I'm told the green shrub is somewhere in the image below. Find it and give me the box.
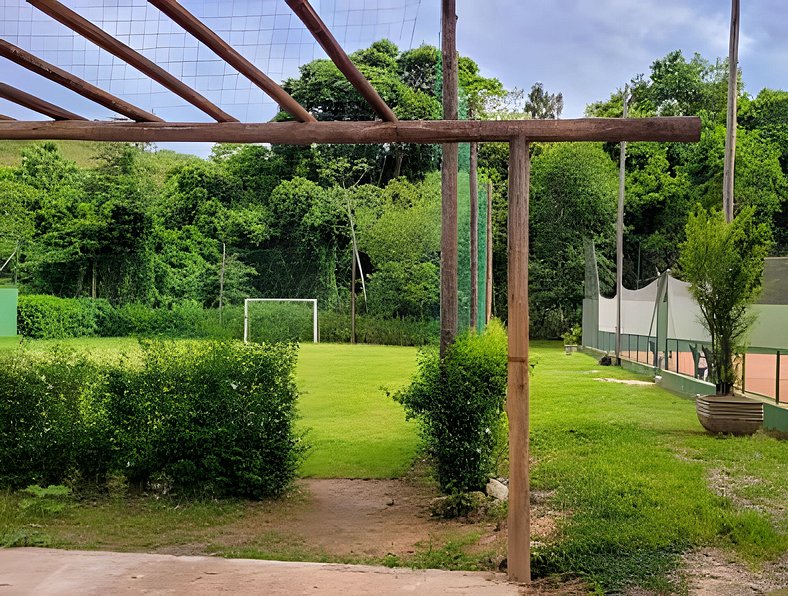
[103,340,305,498]
[245,302,316,343]
[319,311,439,346]
[0,347,110,486]
[393,320,508,493]
[17,295,109,339]
[0,341,305,499]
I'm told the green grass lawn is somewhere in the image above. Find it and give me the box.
[0,337,419,478]
[296,343,418,478]
[2,337,786,592]
[528,341,788,591]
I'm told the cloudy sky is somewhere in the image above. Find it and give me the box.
[416,0,788,118]
[1,0,786,155]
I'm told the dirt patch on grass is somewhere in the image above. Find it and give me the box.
[677,548,788,595]
[593,378,653,386]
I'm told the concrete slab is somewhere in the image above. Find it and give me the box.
[0,548,522,595]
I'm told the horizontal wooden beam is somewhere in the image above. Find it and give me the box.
[0,117,701,144]
[28,0,237,122]
[0,82,86,120]
[285,0,397,122]
[148,0,315,123]
[0,39,162,122]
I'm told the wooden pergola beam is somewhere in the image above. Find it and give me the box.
[148,0,315,123]
[0,39,162,122]
[285,0,398,122]
[27,0,237,123]
[0,82,86,121]
[0,117,701,144]
[0,114,15,121]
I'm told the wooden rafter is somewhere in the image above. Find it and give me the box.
[285,0,398,122]
[0,114,15,121]
[0,117,701,144]
[0,39,162,122]
[148,0,315,123]
[27,0,237,123]
[0,82,86,121]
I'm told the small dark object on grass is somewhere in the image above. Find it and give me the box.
[599,355,612,366]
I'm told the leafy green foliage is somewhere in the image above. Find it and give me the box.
[530,143,618,336]
[0,341,305,498]
[17,295,110,339]
[394,321,508,493]
[679,207,772,392]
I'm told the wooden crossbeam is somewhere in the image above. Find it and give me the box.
[0,117,701,144]
[285,0,398,122]
[0,114,15,121]
[148,0,315,123]
[27,0,237,122]
[0,82,86,120]
[0,39,162,122]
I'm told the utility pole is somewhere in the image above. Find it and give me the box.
[723,0,740,223]
[615,85,629,366]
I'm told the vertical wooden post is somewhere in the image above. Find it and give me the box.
[470,141,479,331]
[486,179,494,324]
[616,85,628,366]
[507,135,531,584]
[351,247,357,344]
[440,0,458,357]
[723,0,740,223]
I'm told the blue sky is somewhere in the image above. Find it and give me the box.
[1,0,786,156]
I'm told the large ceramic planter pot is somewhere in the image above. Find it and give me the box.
[696,395,763,436]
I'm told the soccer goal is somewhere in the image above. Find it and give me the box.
[244,298,318,344]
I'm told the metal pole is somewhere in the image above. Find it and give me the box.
[243,299,249,344]
[313,299,319,343]
[777,351,781,404]
[616,85,628,366]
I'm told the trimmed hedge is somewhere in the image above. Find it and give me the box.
[0,340,305,498]
[17,295,112,339]
[16,294,440,346]
[393,320,509,493]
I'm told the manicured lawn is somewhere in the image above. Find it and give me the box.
[1,337,419,478]
[528,341,788,591]
[296,343,418,478]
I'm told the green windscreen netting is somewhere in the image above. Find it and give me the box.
[457,169,489,334]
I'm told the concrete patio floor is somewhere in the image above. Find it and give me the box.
[0,548,522,595]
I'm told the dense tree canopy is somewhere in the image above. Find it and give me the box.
[0,43,785,340]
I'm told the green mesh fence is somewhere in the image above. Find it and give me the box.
[457,171,488,333]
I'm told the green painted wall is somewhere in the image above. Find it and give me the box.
[0,288,18,337]
[764,404,788,433]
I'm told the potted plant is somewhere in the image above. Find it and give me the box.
[679,206,771,434]
[562,324,582,355]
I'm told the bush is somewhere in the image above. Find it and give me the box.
[0,340,305,498]
[319,311,439,346]
[393,320,508,493]
[104,340,305,498]
[0,347,110,486]
[17,295,110,339]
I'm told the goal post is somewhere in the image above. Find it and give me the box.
[244,298,318,344]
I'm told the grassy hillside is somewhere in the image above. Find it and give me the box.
[0,140,201,185]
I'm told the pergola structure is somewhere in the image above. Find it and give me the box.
[0,0,701,584]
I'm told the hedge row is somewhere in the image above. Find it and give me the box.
[0,340,305,498]
[17,295,439,346]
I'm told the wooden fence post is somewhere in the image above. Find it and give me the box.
[507,135,531,583]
